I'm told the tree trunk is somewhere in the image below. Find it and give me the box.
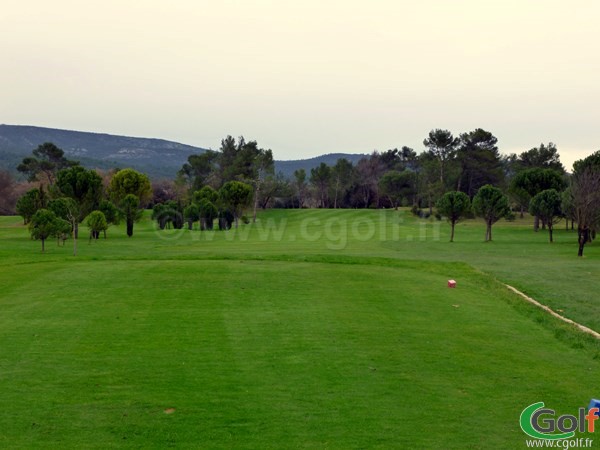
[467,173,473,199]
[548,224,553,243]
[534,215,539,232]
[486,220,493,241]
[41,237,45,252]
[333,180,339,209]
[74,222,79,239]
[578,226,589,257]
[450,221,455,242]
[362,186,370,208]
[261,196,271,209]
[253,185,259,223]
[127,219,134,237]
[520,206,524,219]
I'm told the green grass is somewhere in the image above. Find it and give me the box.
[1,210,600,448]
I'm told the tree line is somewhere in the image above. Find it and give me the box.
[159,130,600,257]
[6,129,600,256]
[9,142,262,253]
[174,130,568,211]
[13,142,154,253]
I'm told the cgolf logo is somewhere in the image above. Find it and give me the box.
[520,402,599,440]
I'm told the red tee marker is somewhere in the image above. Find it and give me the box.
[448,280,456,288]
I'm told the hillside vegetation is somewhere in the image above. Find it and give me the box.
[0,125,363,179]
[0,124,206,178]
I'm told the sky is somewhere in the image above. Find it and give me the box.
[1,1,599,170]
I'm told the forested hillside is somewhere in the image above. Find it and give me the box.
[0,125,206,178]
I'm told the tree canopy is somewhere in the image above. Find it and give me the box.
[310,163,331,208]
[436,191,471,242]
[16,188,45,224]
[517,143,565,173]
[17,142,78,183]
[86,211,108,240]
[55,166,103,236]
[529,189,562,243]
[109,169,152,206]
[455,129,503,197]
[472,184,510,241]
[193,186,219,205]
[509,167,566,223]
[423,129,459,184]
[379,170,415,209]
[29,209,65,252]
[219,181,252,228]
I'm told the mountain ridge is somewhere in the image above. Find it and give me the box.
[0,124,367,179]
[0,124,206,178]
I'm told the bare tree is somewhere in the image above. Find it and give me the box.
[152,178,180,204]
[356,154,385,208]
[293,169,308,208]
[0,170,16,215]
[570,167,600,256]
[310,163,331,208]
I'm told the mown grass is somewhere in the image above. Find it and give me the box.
[0,210,599,448]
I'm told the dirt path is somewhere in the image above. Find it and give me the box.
[504,284,600,340]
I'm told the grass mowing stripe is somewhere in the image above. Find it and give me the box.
[2,210,600,447]
[0,259,599,447]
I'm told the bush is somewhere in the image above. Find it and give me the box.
[152,202,183,230]
[241,215,250,225]
[86,210,108,240]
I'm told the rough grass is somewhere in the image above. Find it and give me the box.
[0,210,599,448]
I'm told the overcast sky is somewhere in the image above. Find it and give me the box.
[1,1,599,169]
